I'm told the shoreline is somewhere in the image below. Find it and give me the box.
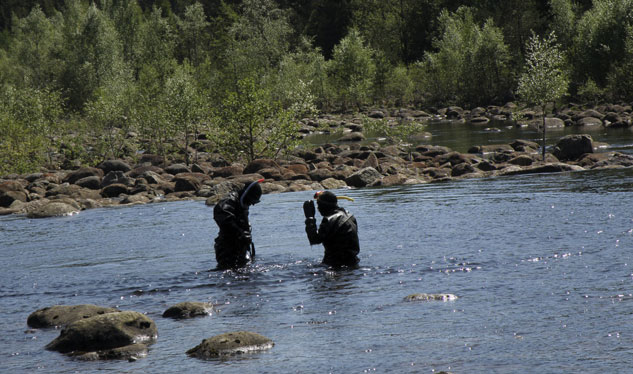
[2,104,633,218]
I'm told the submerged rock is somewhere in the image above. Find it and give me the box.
[187,331,274,359]
[404,293,458,302]
[162,302,214,319]
[45,311,157,355]
[27,304,120,328]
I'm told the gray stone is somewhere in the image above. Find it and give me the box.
[27,304,120,328]
[98,160,131,175]
[404,293,458,302]
[553,134,594,161]
[162,302,214,319]
[26,201,80,218]
[45,311,157,354]
[345,167,382,187]
[187,331,274,358]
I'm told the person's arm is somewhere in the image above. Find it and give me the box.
[303,200,325,244]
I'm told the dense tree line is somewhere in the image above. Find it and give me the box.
[1,0,632,175]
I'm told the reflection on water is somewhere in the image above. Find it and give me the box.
[2,168,633,373]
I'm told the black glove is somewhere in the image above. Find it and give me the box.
[303,200,315,218]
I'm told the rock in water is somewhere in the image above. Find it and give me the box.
[187,331,274,358]
[162,302,214,319]
[45,311,157,354]
[27,304,120,328]
[404,293,458,302]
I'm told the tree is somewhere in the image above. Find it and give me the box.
[327,28,375,111]
[5,5,63,89]
[223,0,293,88]
[0,84,63,174]
[421,7,512,106]
[164,62,206,165]
[572,0,633,92]
[176,2,210,66]
[517,31,569,161]
[212,77,300,163]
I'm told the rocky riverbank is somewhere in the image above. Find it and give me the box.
[2,104,633,218]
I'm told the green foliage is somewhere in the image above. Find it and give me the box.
[5,5,63,89]
[517,32,569,108]
[605,25,633,101]
[548,0,577,49]
[84,71,136,162]
[572,0,633,88]
[0,84,63,174]
[327,28,376,111]
[224,0,292,85]
[212,78,301,163]
[133,64,174,161]
[164,62,206,165]
[421,7,512,106]
[274,37,323,116]
[351,0,444,64]
[383,65,415,107]
[577,78,604,104]
[176,2,210,66]
[517,31,569,159]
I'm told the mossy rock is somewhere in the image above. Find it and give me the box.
[70,343,148,361]
[45,311,157,354]
[27,304,120,328]
[162,302,214,319]
[404,293,458,302]
[187,331,273,359]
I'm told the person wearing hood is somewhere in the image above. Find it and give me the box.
[303,190,360,267]
[213,179,263,270]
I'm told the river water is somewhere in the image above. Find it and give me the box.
[2,165,633,373]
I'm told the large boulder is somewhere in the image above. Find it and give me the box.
[101,183,130,198]
[63,167,104,185]
[26,201,80,218]
[244,159,279,174]
[101,171,134,188]
[164,163,191,175]
[162,302,214,319]
[97,160,131,175]
[45,311,157,354]
[553,134,594,161]
[173,173,205,192]
[345,167,382,187]
[27,304,120,328]
[0,180,28,207]
[75,176,102,190]
[187,331,273,359]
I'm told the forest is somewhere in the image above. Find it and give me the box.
[1,0,632,174]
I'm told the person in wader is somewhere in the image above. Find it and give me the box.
[213,179,263,270]
[303,190,360,268]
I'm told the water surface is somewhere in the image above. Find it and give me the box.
[2,168,633,373]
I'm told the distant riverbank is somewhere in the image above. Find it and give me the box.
[2,103,633,218]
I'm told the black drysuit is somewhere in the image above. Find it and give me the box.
[305,207,360,267]
[213,191,253,269]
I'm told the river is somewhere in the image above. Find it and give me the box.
[2,164,633,373]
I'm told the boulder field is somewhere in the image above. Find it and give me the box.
[3,104,633,218]
[2,133,631,218]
